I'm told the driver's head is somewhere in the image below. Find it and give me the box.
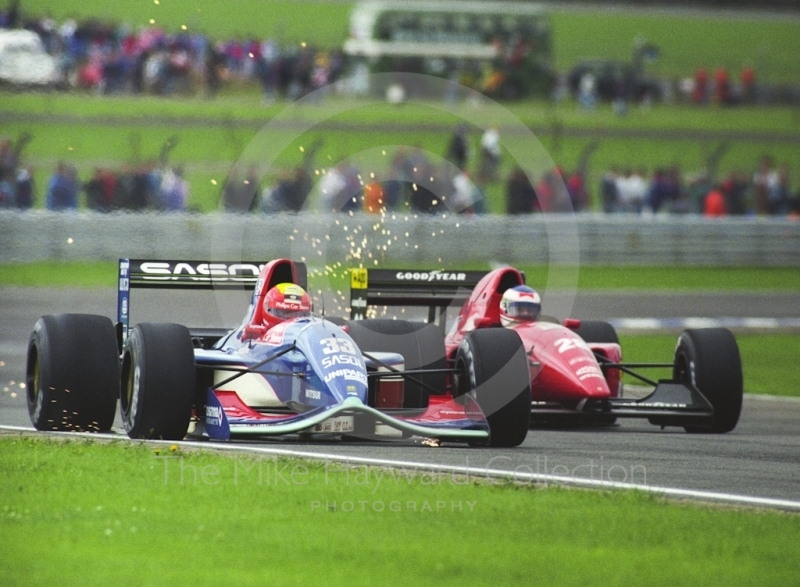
[263,283,311,327]
[499,285,541,328]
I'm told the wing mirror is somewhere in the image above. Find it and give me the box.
[563,318,581,330]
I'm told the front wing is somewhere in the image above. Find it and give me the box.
[532,381,715,426]
[199,389,490,442]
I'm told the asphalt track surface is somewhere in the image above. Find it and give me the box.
[1,287,799,510]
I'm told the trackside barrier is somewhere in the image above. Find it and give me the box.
[1,211,798,266]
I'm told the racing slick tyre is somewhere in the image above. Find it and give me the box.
[120,323,195,440]
[345,319,446,409]
[26,314,119,432]
[453,329,531,447]
[573,320,619,345]
[673,328,743,434]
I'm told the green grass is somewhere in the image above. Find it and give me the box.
[1,435,798,586]
[5,93,800,135]
[18,0,352,48]
[620,333,800,397]
[2,261,798,291]
[549,10,800,85]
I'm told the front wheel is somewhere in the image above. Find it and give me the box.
[673,328,743,433]
[453,329,531,447]
[120,323,195,440]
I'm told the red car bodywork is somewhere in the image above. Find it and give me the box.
[444,267,621,408]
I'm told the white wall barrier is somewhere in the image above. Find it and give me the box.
[1,210,798,266]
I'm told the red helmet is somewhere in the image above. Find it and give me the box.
[263,283,311,327]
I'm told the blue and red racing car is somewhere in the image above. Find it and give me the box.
[25,258,531,447]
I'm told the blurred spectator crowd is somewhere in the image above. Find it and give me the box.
[0,133,189,211]
[3,123,798,218]
[0,5,345,99]
[594,156,799,217]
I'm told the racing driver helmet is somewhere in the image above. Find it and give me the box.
[499,285,541,328]
[263,283,311,327]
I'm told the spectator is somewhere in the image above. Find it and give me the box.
[740,65,756,105]
[768,164,792,215]
[452,170,485,214]
[753,155,777,215]
[704,186,727,217]
[222,167,258,213]
[316,163,347,212]
[692,67,708,104]
[446,124,469,171]
[616,168,647,213]
[45,162,78,210]
[0,170,14,207]
[600,167,619,213]
[578,72,597,110]
[85,168,114,211]
[566,170,588,212]
[477,126,501,183]
[506,167,537,214]
[363,176,385,214]
[646,168,668,213]
[15,166,34,209]
[535,168,571,212]
[713,67,730,105]
[721,171,749,216]
[160,166,188,211]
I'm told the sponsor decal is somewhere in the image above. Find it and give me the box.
[320,337,357,356]
[263,322,289,346]
[322,354,363,369]
[575,365,603,381]
[617,402,689,409]
[569,356,593,365]
[554,337,590,354]
[305,389,322,400]
[395,270,467,282]
[139,262,262,282]
[323,368,368,386]
[350,297,367,308]
[206,404,223,426]
[313,416,355,433]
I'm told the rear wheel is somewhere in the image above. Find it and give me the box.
[573,320,619,345]
[345,319,446,408]
[453,329,531,447]
[26,314,119,432]
[673,328,743,433]
[120,323,195,440]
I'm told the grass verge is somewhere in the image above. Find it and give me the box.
[1,435,798,587]
[1,261,798,291]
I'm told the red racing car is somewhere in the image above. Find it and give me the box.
[347,266,743,433]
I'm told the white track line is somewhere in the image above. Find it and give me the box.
[3,424,799,512]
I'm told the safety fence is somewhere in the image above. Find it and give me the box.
[1,210,798,266]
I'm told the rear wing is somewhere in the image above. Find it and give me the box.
[117,259,307,344]
[349,268,490,329]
